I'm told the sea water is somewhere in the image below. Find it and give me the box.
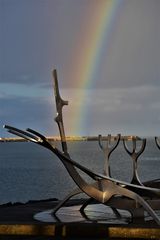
[0,139,160,204]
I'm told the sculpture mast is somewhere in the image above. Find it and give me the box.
[52,69,69,156]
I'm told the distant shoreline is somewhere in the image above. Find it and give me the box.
[0,135,140,142]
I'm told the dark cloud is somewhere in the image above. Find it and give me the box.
[74,85,160,136]
[1,84,160,137]
[0,0,160,136]
[0,95,57,137]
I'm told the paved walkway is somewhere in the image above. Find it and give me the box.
[0,199,159,239]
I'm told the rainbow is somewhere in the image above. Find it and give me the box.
[67,0,123,135]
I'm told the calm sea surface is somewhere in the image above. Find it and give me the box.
[0,139,160,204]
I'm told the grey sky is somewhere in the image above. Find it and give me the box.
[0,0,160,137]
